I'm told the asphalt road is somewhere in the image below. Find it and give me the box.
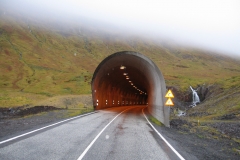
[0,106,182,160]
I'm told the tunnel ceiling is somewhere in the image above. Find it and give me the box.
[98,65,149,95]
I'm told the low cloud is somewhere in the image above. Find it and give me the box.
[1,0,240,56]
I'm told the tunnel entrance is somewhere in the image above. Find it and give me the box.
[91,51,170,127]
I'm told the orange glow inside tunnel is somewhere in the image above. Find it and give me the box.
[91,51,170,127]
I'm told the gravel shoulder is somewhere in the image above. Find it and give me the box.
[151,117,240,160]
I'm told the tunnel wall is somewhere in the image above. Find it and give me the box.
[91,51,170,127]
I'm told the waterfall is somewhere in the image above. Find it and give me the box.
[190,86,200,107]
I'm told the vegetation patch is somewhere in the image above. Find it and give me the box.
[149,116,164,126]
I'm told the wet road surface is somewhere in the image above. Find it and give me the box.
[0,106,182,160]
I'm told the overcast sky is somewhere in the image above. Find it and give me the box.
[2,0,240,57]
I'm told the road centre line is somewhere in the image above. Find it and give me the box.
[0,111,98,145]
[77,107,133,160]
[142,108,185,160]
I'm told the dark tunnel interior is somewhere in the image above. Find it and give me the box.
[93,64,149,108]
[91,51,170,126]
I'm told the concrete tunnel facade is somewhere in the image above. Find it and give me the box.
[91,51,170,127]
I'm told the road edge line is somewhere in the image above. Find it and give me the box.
[77,107,132,160]
[0,111,98,145]
[142,107,185,160]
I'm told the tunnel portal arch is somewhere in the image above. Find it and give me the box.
[91,51,170,127]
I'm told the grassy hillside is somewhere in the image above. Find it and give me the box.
[0,9,240,109]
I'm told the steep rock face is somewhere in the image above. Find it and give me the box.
[170,85,211,103]
[170,83,240,122]
[197,85,209,101]
[167,84,212,110]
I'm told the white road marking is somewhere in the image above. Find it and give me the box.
[77,107,132,160]
[142,108,185,160]
[0,111,98,145]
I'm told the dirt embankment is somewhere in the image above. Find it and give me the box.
[169,84,240,135]
[0,106,62,119]
[168,118,240,159]
[0,95,92,119]
[166,84,240,159]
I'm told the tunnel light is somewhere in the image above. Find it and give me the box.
[129,81,131,82]
[126,77,129,79]
[131,83,133,85]
[120,66,126,69]
[123,73,128,75]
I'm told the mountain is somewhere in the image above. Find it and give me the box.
[0,7,240,112]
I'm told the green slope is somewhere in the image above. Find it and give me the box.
[0,9,240,108]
